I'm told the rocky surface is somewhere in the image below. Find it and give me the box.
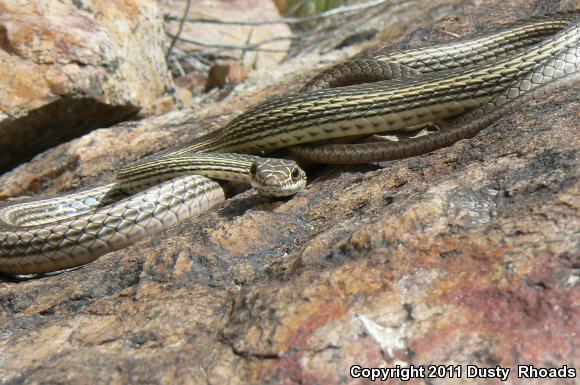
[1,1,579,384]
[0,0,176,172]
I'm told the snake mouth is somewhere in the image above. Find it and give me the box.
[251,174,307,198]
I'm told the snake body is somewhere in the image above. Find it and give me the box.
[0,176,225,274]
[1,12,579,274]
[292,26,580,163]
[301,12,579,91]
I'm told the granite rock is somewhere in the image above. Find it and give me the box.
[0,0,176,172]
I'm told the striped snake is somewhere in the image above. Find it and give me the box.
[1,12,579,274]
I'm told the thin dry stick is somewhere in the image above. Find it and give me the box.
[166,34,291,53]
[166,0,192,60]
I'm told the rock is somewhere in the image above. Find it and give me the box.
[0,1,579,384]
[0,0,177,172]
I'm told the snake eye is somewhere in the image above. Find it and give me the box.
[249,163,258,176]
[291,167,300,180]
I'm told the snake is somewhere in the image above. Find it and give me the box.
[1,12,579,274]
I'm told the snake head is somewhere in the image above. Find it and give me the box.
[249,159,306,197]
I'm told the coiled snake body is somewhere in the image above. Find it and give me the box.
[1,12,579,274]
